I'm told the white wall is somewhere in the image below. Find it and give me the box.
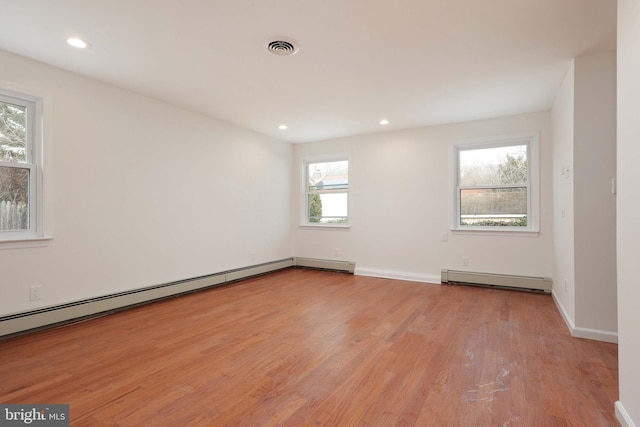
[573,52,617,333]
[551,61,576,322]
[293,112,553,282]
[616,0,640,425]
[0,49,293,316]
[551,52,618,343]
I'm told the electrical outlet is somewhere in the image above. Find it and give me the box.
[462,257,469,267]
[334,249,340,258]
[441,232,448,242]
[564,279,568,293]
[30,286,42,301]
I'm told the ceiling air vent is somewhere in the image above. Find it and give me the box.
[266,39,299,56]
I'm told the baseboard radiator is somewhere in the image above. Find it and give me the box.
[441,269,552,293]
[294,257,355,273]
[0,258,294,339]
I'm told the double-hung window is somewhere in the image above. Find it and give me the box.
[0,89,43,241]
[451,133,539,232]
[302,155,350,226]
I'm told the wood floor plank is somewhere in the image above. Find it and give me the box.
[0,268,619,426]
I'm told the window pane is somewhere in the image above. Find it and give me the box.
[459,144,527,186]
[0,101,27,163]
[460,187,527,227]
[307,192,348,223]
[308,160,348,191]
[0,165,29,230]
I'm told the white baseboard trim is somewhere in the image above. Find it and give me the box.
[552,290,576,332]
[552,290,618,343]
[355,267,441,284]
[572,326,618,344]
[616,401,637,427]
[0,258,294,338]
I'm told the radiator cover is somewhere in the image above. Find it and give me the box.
[294,257,355,273]
[0,258,294,338]
[441,269,552,293]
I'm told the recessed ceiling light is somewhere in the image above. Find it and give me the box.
[379,119,390,125]
[278,124,288,130]
[67,37,90,49]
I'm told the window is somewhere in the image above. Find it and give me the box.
[0,89,43,241]
[302,155,349,226]
[451,133,539,232]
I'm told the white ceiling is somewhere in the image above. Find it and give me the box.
[0,0,616,143]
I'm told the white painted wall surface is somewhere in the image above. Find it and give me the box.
[551,53,618,343]
[573,52,617,334]
[0,49,293,316]
[551,61,576,324]
[293,112,553,282]
[616,0,640,425]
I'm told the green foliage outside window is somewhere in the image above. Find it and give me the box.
[308,193,322,222]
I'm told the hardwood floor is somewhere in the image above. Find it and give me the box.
[0,269,618,426]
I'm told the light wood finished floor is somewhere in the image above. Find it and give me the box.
[0,269,618,426]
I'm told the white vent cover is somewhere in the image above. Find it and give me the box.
[266,39,299,56]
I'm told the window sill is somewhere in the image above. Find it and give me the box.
[299,224,351,230]
[0,236,53,249]
[450,228,539,237]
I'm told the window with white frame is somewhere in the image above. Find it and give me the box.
[451,133,539,232]
[0,89,43,240]
[302,156,349,226]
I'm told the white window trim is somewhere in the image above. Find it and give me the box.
[0,85,50,246]
[450,132,540,234]
[299,153,351,229]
